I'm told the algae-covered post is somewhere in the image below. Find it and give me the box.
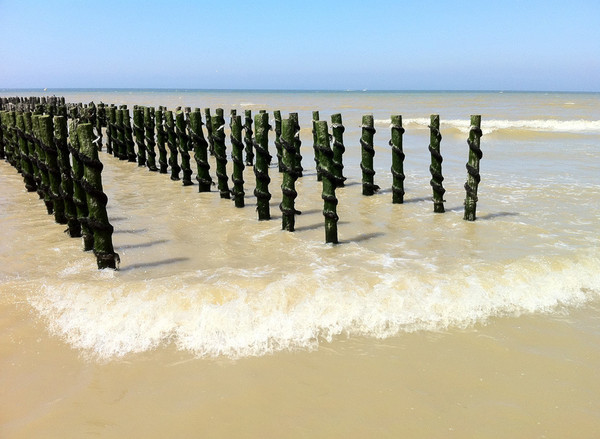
[175,110,193,186]
[253,112,272,220]
[330,113,346,187]
[144,106,158,172]
[39,115,67,224]
[244,109,254,166]
[428,114,445,213]
[273,110,283,172]
[54,115,81,237]
[189,108,212,192]
[211,110,231,199]
[390,115,406,204]
[155,107,169,173]
[312,111,322,181]
[280,118,300,232]
[106,105,116,155]
[230,113,245,207]
[122,106,136,163]
[77,123,120,270]
[464,115,483,221]
[360,114,379,196]
[15,112,37,192]
[133,106,147,167]
[289,112,303,177]
[164,110,181,181]
[96,102,105,151]
[69,118,94,251]
[204,108,214,156]
[115,107,127,160]
[315,120,339,244]
[0,110,5,159]
[23,112,44,201]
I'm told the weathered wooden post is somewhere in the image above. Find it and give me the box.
[133,106,147,167]
[244,109,254,166]
[77,123,119,269]
[176,109,193,186]
[39,115,67,224]
[143,106,158,172]
[23,112,44,201]
[211,109,231,198]
[0,111,5,160]
[122,106,136,162]
[15,112,37,192]
[273,110,284,172]
[312,111,322,181]
[164,110,181,181]
[204,108,214,156]
[69,118,94,251]
[189,108,212,192]
[429,114,445,213]
[289,112,303,177]
[106,105,116,155]
[331,113,346,187]
[55,115,81,237]
[5,111,19,171]
[464,115,483,221]
[280,118,300,231]
[315,120,339,244]
[390,115,406,204]
[360,114,379,195]
[230,113,245,207]
[155,107,169,173]
[254,112,272,220]
[96,102,105,151]
[115,107,127,160]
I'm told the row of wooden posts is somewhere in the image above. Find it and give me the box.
[0,96,484,270]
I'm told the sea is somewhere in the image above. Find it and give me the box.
[1,89,599,438]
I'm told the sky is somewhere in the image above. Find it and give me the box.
[0,0,599,91]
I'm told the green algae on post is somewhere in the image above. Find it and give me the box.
[54,115,81,237]
[315,120,339,244]
[144,107,158,172]
[390,115,406,204]
[15,112,37,192]
[96,102,105,151]
[39,115,67,224]
[211,110,231,198]
[464,115,483,221]
[253,112,272,220]
[204,108,214,156]
[429,114,445,213]
[154,107,169,173]
[330,113,346,187]
[289,112,303,177]
[280,118,300,231]
[244,109,254,166]
[189,108,212,192]
[122,106,136,163]
[77,123,120,270]
[133,106,147,167]
[106,105,116,155]
[312,111,322,181]
[23,112,44,201]
[164,110,181,181]
[360,114,379,196]
[273,110,284,172]
[230,113,245,207]
[69,118,94,251]
[175,110,193,186]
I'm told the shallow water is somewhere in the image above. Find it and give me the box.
[1,89,599,437]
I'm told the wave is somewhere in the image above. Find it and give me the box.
[374,118,600,135]
[26,250,600,360]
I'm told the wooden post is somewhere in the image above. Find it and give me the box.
[155,107,169,173]
[315,120,339,243]
[312,111,322,181]
[39,115,67,224]
[253,112,271,220]
[331,113,346,187]
[96,102,105,151]
[164,110,181,181]
[360,115,379,195]
[464,115,483,221]
[54,115,81,237]
[273,110,284,172]
[175,110,193,186]
[289,112,303,177]
[133,106,147,167]
[189,108,212,192]
[244,109,254,166]
[230,113,245,207]
[204,108,215,156]
[77,123,119,269]
[211,110,231,198]
[428,114,445,213]
[280,118,300,231]
[390,115,406,204]
[106,105,116,155]
[23,112,44,201]
[144,106,158,171]
[15,112,37,192]
[122,106,136,162]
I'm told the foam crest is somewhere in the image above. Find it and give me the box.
[27,251,600,360]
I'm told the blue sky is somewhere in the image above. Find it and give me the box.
[1,0,599,91]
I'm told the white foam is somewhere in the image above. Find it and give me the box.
[27,251,600,360]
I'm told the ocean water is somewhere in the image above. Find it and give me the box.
[1,89,599,437]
